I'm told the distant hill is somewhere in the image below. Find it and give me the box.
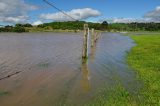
[37,21,107,30]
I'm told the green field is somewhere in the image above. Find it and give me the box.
[127,34,160,105]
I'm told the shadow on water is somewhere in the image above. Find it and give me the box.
[0,32,140,106]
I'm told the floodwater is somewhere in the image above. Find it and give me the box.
[0,32,139,106]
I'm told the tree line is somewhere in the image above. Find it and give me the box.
[0,24,32,32]
[109,22,160,31]
[1,21,160,32]
[37,21,108,30]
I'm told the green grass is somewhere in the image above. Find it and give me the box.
[86,84,136,106]
[0,91,9,96]
[127,34,160,105]
[26,27,81,33]
[38,62,50,68]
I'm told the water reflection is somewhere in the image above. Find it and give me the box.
[80,36,97,92]
[81,59,91,92]
[0,33,140,106]
[90,42,97,62]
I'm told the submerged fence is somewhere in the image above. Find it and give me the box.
[82,24,101,61]
[0,24,101,81]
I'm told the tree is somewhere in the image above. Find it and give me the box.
[101,21,108,30]
[13,26,26,32]
[23,24,32,27]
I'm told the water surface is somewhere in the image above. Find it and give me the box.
[0,32,138,106]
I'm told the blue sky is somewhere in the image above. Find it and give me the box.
[28,0,159,18]
[0,0,160,25]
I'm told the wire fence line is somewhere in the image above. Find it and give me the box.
[43,0,78,21]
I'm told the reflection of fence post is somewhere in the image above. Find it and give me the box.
[94,32,98,42]
[95,32,101,42]
[82,24,88,59]
[91,28,95,47]
[81,61,91,92]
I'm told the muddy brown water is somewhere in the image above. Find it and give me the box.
[0,32,139,106]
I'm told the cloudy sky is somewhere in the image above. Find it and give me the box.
[0,0,160,25]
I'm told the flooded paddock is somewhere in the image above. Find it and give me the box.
[0,32,139,106]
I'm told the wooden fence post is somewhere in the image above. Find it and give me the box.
[91,28,95,47]
[87,27,90,57]
[82,24,89,59]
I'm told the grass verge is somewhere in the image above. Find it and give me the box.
[127,34,160,105]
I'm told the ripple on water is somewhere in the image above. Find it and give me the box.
[0,32,140,106]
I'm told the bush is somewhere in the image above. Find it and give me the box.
[13,26,26,32]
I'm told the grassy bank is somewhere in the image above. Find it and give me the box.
[127,34,160,105]
[26,27,82,33]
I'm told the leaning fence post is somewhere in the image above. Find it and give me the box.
[87,27,90,57]
[82,24,89,59]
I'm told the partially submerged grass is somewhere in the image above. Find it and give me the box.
[38,62,50,68]
[86,84,136,106]
[0,91,9,96]
[86,34,160,106]
[127,34,160,105]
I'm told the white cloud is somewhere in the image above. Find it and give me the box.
[40,8,101,21]
[103,18,152,23]
[32,20,43,26]
[0,16,29,23]
[100,6,160,23]
[144,6,160,22]
[109,18,136,23]
[0,0,38,24]
[156,6,160,11]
